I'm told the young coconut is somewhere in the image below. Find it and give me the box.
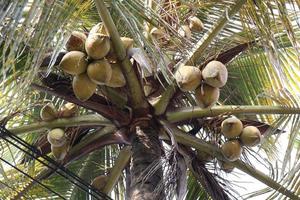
[240,126,262,147]
[47,128,66,147]
[178,25,192,39]
[59,51,88,75]
[221,117,243,139]
[221,140,242,162]
[66,31,87,52]
[59,103,78,118]
[51,143,68,161]
[188,16,204,32]
[195,83,220,108]
[175,65,202,91]
[72,73,97,101]
[106,37,134,63]
[87,59,112,85]
[202,61,228,88]
[217,160,235,173]
[105,63,126,88]
[89,23,108,36]
[91,175,109,191]
[40,103,58,121]
[85,33,110,60]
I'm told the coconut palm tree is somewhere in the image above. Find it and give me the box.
[1,0,300,199]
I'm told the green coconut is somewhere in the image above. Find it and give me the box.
[240,126,262,147]
[175,65,202,91]
[51,143,68,160]
[85,33,110,60]
[195,83,219,108]
[66,31,87,52]
[40,103,58,121]
[221,140,242,162]
[59,51,88,75]
[221,117,243,139]
[105,63,126,87]
[47,128,66,147]
[217,160,235,173]
[72,73,97,101]
[202,61,228,88]
[87,59,112,85]
[188,16,204,32]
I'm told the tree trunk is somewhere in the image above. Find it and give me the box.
[129,123,165,200]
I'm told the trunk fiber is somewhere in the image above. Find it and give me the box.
[129,124,165,200]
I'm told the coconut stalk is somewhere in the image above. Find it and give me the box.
[102,146,132,194]
[94,0,147,110]
[166,105,300,123]
[153,0,247,115]
[159,120,299,200]
[8,114,113,135]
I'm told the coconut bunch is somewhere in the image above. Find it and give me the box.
[59,24,132,101]
[174,60,227,108]
[219,116,262,171]
[178,16,204,39]
[40,102,78,121]
[47,128,69,160]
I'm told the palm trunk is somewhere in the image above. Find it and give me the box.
[129,124,165,200]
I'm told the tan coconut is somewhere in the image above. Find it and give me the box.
[72,73,97,101]
[66,31,87,52]
[188,16,204,32]
[47,128,66,147]
[195,84,219,108]
[217,160,235,173]
[59,51,88,75]
[85,33,110,60]
[178,25,192,39]
[51,143,68,160]
[221,140,242,162]
[60,103,78,118]
[240,126,262,147]
[89,23,108,36]
[202,61,228,88]
[40,103,58,121]
[91,175,109,191]
[87,59,112,85]
[106,37,134,63]
[221,117,243,139]
[105,63,126,87]
[175,65,202,91]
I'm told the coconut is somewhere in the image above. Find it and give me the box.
[240,126,262,147]
[217,160,235,173]
[105,63,126,87]
[60,103,78,118]
[72,73,97,101]
[202,61,228,88]
[66,31,87,52]
[221,140,242,162]
[188,16,204,32]
[89,23,108,36]
[221,117,243,138]
[178,25,192,39]
[85,33,110,60]
[59,51,88,75]
[106,37,134,63]
[175,65,202,91]
[121,37,134,49]
[40,103,58,121]
[47,128,66,147]
[195,84,219,108]
[87,59,112,85]
[91,175,109,191]
[51,143,68,160]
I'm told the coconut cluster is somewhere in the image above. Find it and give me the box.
[40,102,78,121]
[60,23,130,102]
[220,116,262,164]
[174,60,227,108]
[47,128,69,160]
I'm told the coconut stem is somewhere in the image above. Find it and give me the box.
[94,0,147,110]
[8,114,113,135]
[159,120,299,199]
[153,84,177,115]
[166,105,300,123]
[102,146,132,194]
